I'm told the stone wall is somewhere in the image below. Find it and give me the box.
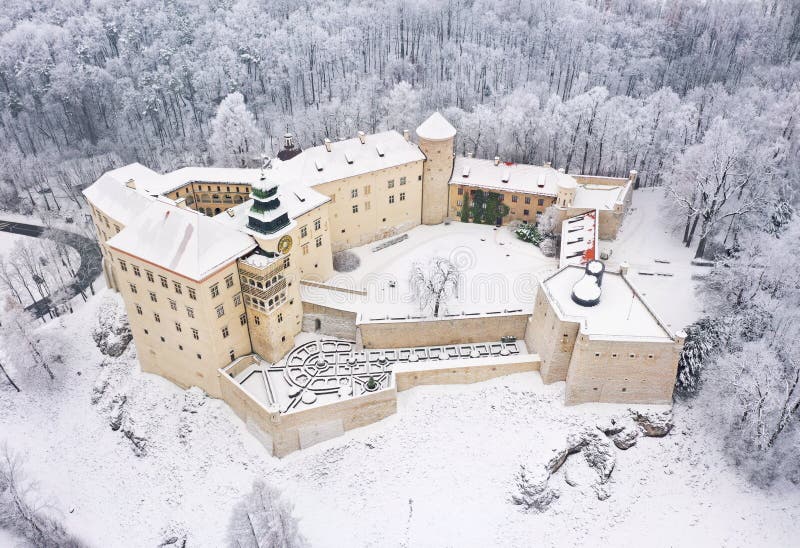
[524,289,580,384]
[394,354,540,391]
[301,301,358,340]
[358,311,529,349]
[564,335,680,405]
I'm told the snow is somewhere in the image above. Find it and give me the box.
[560,210,598,268]
[82,170,159,226]
[451,156,572,197]
[324,222,558,316]
[544,265,673,340]
[270,130,425,189]
[571,182,630,210]
[106,201,256,282]
[599,188,704,332]
[415,111,457,141]
[2,285,800,547]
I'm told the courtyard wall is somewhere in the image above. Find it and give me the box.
[394,353,540,391]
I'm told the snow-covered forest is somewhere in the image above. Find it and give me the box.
[2,0,800,545]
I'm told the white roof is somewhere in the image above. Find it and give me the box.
[107,201,256,281]
[542,265,672,341]
[560,210,598,268]
[160,166,265,192]
[450,157,576,197]
[572,183,629,210]
[82,166,163,225]
[415,112,457,141]
[266,131,424,189]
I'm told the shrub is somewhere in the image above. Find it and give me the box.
[514,224,543,245]
[332,251,360,272]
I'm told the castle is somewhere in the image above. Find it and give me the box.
[83,112,683,456]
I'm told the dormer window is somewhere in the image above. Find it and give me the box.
[314,160,324,172]
[376,145,384,157]
[462,166,471,178]
[344,152,354,165]
[501,169,510,183]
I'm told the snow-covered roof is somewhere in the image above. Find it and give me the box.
[571,183,629,210]
[415,112,457,141]
[559,210,598,268]
[106,201,256,282]
[542,265,672,341]
[450,157,576,197]
[82,167,163,225]
[269,131,425,188]
[160,166,265,192]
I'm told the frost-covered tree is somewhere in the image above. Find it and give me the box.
[226,481,308,548]
[409,257,460,318]
[537,206,561,237]
[209,92,264,167]
[0,304,55,380]
[675,317,730,398]
[382,81,420,132]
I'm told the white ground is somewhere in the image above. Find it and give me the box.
[327,222,558,317]
[2,189,796,546]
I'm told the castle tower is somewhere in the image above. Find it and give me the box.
[416,112,456,225]
[247,160,290,235]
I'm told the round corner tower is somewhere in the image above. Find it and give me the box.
[416,112,456,225]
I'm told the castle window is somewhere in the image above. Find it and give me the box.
[254,316,261,326]
[129,283,137,294]
[648,354,654,359]
[240,313,247,326]
[612,353,618,358]
[524,209,530,216]
[365,201,371,210]
[175,322,182,332]
[144,329,149,335]
[277,313,283,323]
[197,353,202,359]
[418,175,422,181]
[629,353,636,358]
[316,236,322,248]
[458,187,464,195]
[525,196,531,205]
[283,257,290,268]
[457,201,462,207]
[364,185,371,195]
[216,304,225,318]
[210,284,220,298]
[538,199,544,206]
[153,313,160,323]
[389,195,395,204]
[314,218,321,230]
[229,350,235,361]
[388,180,395,189]
[149,291,157,303]
[400,176,407,185]
[186,307,194,318]
[594,352,601,357]
[352,204,359,213]
[133,265,141,277]
[179,345,183,351]
[222,327,229,338]
[302,243,309,255]
[351,188,358,198]
[511,195,518,203]
[146,270,154,282]
[400,192,406,201]
[225,274,234,288]
[192,328,199,340]
[135,304,142,315]
[300,225,308,238]
[188,287,197,300]
[169,299,177,311]
[234,294,242,307]
[160,336,165,342]
[173,281,182,294]
[119,260,128,271]
[159,275,168,288]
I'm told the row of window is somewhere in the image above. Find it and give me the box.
[350,193,406,214]
[140,328,239,362]
[244,292,287,313]
[299,218,323,238]
[120,259,235,299]
[348,177,408,200]
[135,304,247,341]
[301,236,324,255]
[593,351,656,360]
[456,187,546,207]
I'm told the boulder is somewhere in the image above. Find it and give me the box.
[612,427,639,450]
[583,434,615,483]
[511,465,560,513]
[630,409,674,437]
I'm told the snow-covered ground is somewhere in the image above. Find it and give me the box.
[2,189,796,547]
[326,222,558,316]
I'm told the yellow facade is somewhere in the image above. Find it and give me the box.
[448,184,556,224]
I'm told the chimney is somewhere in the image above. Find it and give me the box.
[557,167,565,173]
[357,131,366,144]
[467,152,473,158]
[323,138,332,152]
[283,133,295,150]
[494,156,500,166]
[629,169,638,182]
[619,261,630,276]
[403,129,410,141]
[544,161,552,168]
[125,179,136,190]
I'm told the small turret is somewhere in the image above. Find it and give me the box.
[571,260,605,307]
[277,132,302,161]
[247,159,290,235]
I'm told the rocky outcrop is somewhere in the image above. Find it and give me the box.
[630,409,674,437]
[511,465,560,513]
[92,296,132,357]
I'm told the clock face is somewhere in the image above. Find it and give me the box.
[278,235,292,254]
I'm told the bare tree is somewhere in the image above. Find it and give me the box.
[226,481,308,548]
[0,360,20,392]
[409,257,460,318]
[0,304,55,380]
[0,443,86,547]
